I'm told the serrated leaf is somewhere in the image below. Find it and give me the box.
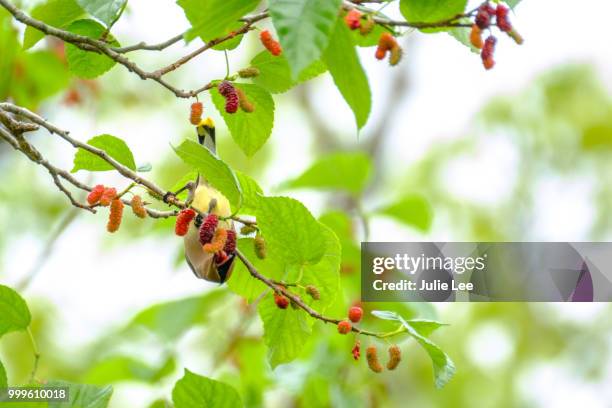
[211,83,274,157]
[269,0,342,78]
[173,139,242,212]
[235,171,262,215]
[76,0,126,27]
[323,19,371,130]
[257,196,325,266]
[177,0,259,42]
[283,151,372,194]
[172,369,242,408]
[258,294,312,368]
[400,0,467,33]
[72,134,136,172]
[0,285,31,337]
[126,290,228,341]
[228,238,284,302]
[0,359,6,388]
[249,51,326,94]
[376,194,433,232]
[65,19,119,79]
[47,380,113,408]
[23,0,85,50]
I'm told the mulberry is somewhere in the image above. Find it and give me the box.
[345,9,362,30]
[218,81,239,114]
[496,4,512,32]
[238,67,260,78]
[481,35,497,70]
[359,17,375,36]
[254,235,266,259]
[175,208,196,236]
[305,284,320,300]
[389,45,402,66]
[337,320,352,334]
[190,102,203,125]
[240,225,257,235]
[508,29,524,45]
[203,228,228,253]
[214,250,229,265]
[274,292,289,309]
[99,187,117,207]
[470,24,483,49]
[199,214,218,244]
[87,184,105,205]
[375,32,397,61]
[386,345,402,370]
[131,195,147,218]
[224,229,237,254]
[352,340,361,360]
[475,4,491,29]
[260,30,282,56]
[235,87,255,113]
[348,306,363,323]
[107,198,124,233]
[366,346,383,373]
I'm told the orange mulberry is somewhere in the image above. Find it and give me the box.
[386,345,402,370]
[470,24,483,49]
[175,208,196,236]
[366,346,383,373]
[190,102,203,125]
[345,9,362,30]
[107,198,124,233]
[203,228,228,253]
[131,195,147,218]
[99,187,117,207]
[87,184,105,205]
[259,30,282,56]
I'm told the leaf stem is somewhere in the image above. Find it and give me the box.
[26,327,40,383]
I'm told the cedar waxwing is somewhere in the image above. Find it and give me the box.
[183,118,236,284]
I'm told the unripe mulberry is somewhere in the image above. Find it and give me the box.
[337,320,352,334]
[190,102,203,125]
[274,292,289,309]
[203,228,228,253]
[235,87,254,113]
[238,67,260,78]
[386,345,402,370]
[87,184,105,205]
[475,5,491,29]
[481,35,497,70]
[240,225,257,235]
[389,45,402,66]
[175,208,196,236]
[348,306,363,323]
[345,9,361,30]
[508,29,524,45]
[352,340,361,360]
[218,81,239,114]
[99,187,117,207]
[131,195,147,218]
[495,4,512,32]
[305,284,320,300]
[224,229,237,254]
[366,346,383,373]
[375,32,397,62]
[260,30,282,56]
[254,235,266,259]
[470,24,483,49]
[199,214,218,244]
[359,17,375,36]
[107,198,124,233]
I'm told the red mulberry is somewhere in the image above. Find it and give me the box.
[218,81,239,114]
[175,208,196,236]
[274,292,289,309]
[107,198,124,233]
[345,9,361,30]
[199,214,218,244]
[348,306,363,323]
[337,320,352,334]
[366,346,383,373]
[224,229,237,254]
[214,250,229,264]
[470,24,483,49]
[131,195,147,218]
[475,4,492,29]
[87,184,105,205]
[496,4,512,32]
[99,187,117,207]
[259,30,282,56]
[481,35,497,70]
[190,102,203,125]
[386,345,402,370]
[352,340,361,360]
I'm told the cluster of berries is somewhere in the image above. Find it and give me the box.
[218,81,254,114]
[259,30,282,56]
[337,306,363,334]
[366,344,402,373]
[87,185,147,233]
[273,283,320,310]
[470,2,523,70]
[344,9,375,35]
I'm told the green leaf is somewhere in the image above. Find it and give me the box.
[323,19,371,130]
[211,83,275,157]
[376,194,433,232]
[85,355,175,385]
[177,0,260,42]
[351,23,387,47]
[228,238,284,302]
[249,51,326,94]
[235,171,262,215]
[211,22,244,51]
[173,140,242,212]
[172,369,242,408]
[47,380,113,408]
[268,0,342,77]
[258,294,312,368]
[0,359,6,388]
[65,19,119,78]
[23,0,85,50]
[400,0,467,32]
[283,151,372,194]
[0,285,31,338]
[126,290,228,341]
[407,319,449,337]
[505,0,522,9]
[257,196,325,266]
[76,0,126,27]
[72,134,136,173]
